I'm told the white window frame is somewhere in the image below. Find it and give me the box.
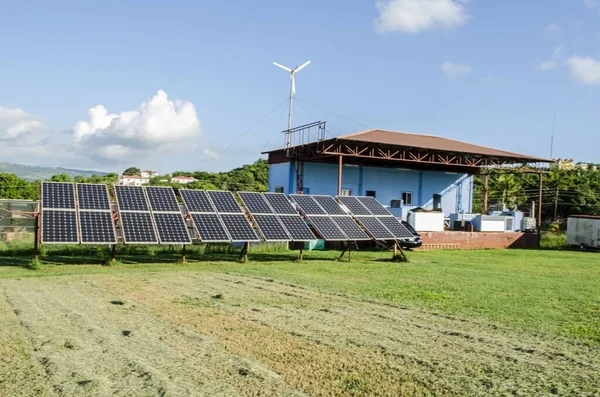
[402,191,413,206]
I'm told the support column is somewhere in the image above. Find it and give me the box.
[483,174,489,214]
[337,155,343,196]
[33,213,40,261]
[537,174,543,248]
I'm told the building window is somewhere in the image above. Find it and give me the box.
[274,186,284,193]
[390,199,401,208]
[366,190,376,197]
[402,192,413,206]
[341,188,352,196]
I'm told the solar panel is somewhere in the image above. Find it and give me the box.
[313,195,347,215]
[377,216,415,238]
[79,211,116,244]
[119,212,158,243]
[145,187,180,212]
[207,191,242,213]
[238,192,273,214]
[356,216,395,240]
[308,216,347,241]
[331,216,370,240]
[356,196,392,216]
[190,213,230,242]
[41,182,76,209]
[114,186,149,212]
[264,193,297,215]
[278,215,317,241]
[252,214,290,241]
[153,213,192,244]
[337,196,372,216]
[180,189,214,213]
[76,184,111,210]
[290,195,326,215]
[219,213,260,242]
[41,210,79,243]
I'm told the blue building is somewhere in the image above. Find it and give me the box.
[264,128,548,219]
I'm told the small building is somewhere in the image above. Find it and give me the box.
[171,176,197,184]
[263,127,551,220]
[119,175,149,186]
[141,170,158,179]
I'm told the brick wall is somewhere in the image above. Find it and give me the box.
[418,231,538,250]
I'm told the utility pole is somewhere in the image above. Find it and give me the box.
[482,174,489,214]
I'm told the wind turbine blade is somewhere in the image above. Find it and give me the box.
[273,62,292,72]
[291,74,296,95]
[295,60,311,72]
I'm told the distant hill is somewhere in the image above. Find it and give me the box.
[0,162,107,181]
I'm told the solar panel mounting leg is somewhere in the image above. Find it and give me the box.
[110,244,117,264]
[299,248,303,262]
[33,213,40,261]
[393,241,407,262]
[182,244,187,263]
[239,242,249,263]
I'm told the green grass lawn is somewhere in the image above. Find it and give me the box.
[1,243,599,344]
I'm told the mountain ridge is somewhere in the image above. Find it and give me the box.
[0,162,107,181]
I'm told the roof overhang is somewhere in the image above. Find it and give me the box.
[263,131,552,174]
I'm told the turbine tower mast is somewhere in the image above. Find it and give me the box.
[273,60,311,147]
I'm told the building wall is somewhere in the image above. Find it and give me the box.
[268,161,473,218]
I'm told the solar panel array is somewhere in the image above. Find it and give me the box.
[114,186,157,244]
[238,191,315,241]
[336,195,417,241]
[145,186,191,244]
[41,182,79,244]
[40,182,416,247]
[180,189,260,242]
[290,194,370,241]
[76,184,116,244]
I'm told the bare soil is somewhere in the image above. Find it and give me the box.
[1,271,598,396]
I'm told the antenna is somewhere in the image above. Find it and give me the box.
[273,60,311,147]
[550,114,556,159]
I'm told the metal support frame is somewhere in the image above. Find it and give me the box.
[239,242,249,263]
[337,241,354,261]
[337,155,343,196]
[33,213,40,261]
[182,244,187,263]
[298,248,303,262]
[392,241,407,262]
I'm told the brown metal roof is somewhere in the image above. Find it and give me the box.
[338,129,551,162]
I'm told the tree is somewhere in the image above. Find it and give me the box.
[0,173,38,200]
[123,167,141,176]
[50,173,73,182]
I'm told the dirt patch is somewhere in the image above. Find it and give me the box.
[0,278,304,397]
[98,272,600,396]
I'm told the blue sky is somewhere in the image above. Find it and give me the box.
[1,0,599,173]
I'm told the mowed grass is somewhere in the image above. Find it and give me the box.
[1,243,599,344]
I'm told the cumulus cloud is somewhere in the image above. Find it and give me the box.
[538,61,556,71]
[72,90,202,163]
[0,106,45,141]
[375,0,468,34]
[584,0,597,8]
[440,61,471,78]
[203,148,220,160]
[567,56,600,85]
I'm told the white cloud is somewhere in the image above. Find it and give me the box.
[72,90,202,163]
[552,44,565,57]
[203,148,220,160]
[546,24,562,33]
[567,56,600,85]
[375,0,468,34]
[538,61,557,71]
[584,0,597,8]
[0,106,45,141]
[440,61,471,78]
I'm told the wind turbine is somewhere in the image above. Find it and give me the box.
[273,60,311,146]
